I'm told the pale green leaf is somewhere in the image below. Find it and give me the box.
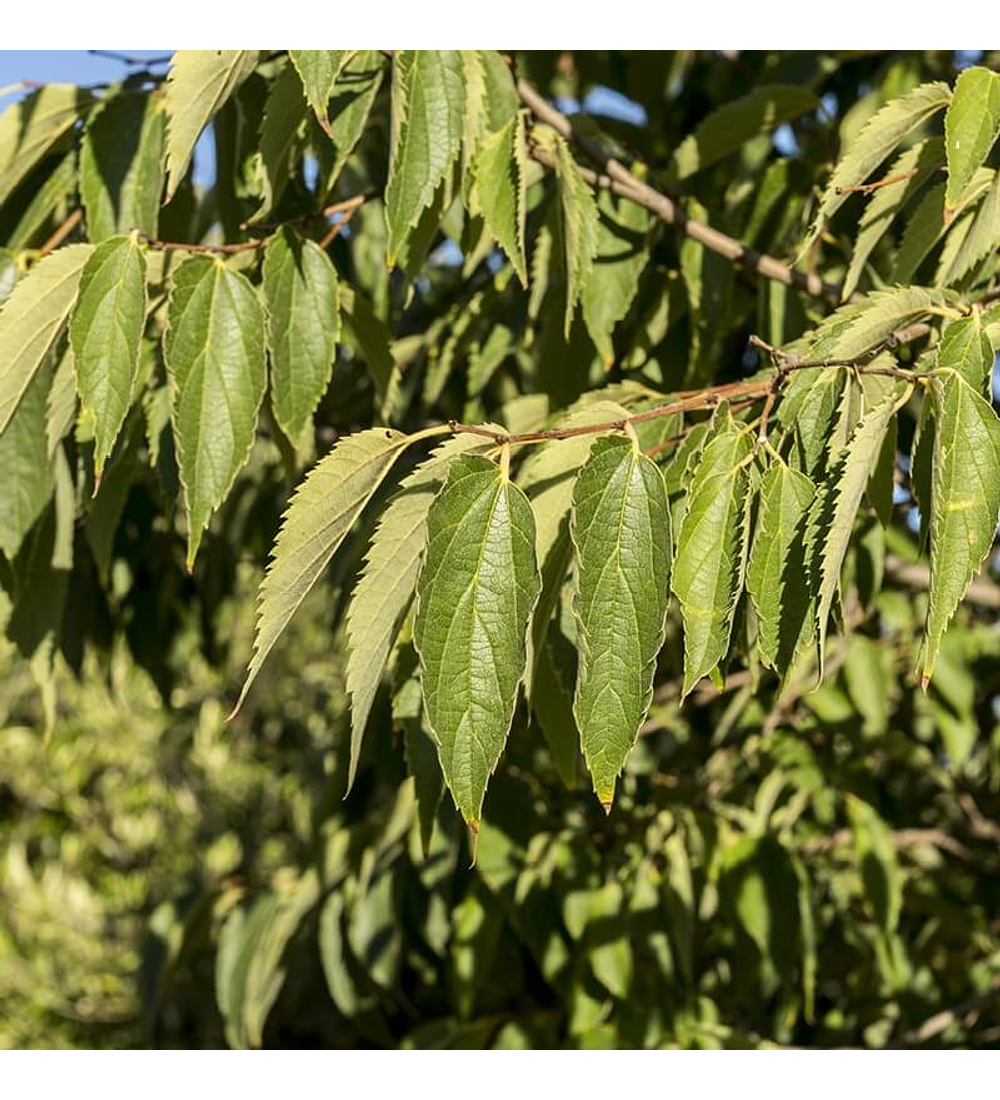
[810,385,901,673]
[944,66,1000,213]
[936,313,993,394]
[289,50,349,133]
[746,462,815,674]
[80,91,166,241]
[476,112,529,286]
[261,227,340,441]
[385,51,465,267]
[0,243,93,434]
[320,51,385,192]
[672,420,753,695]
[232,426,411,717]
[582,189,650,367]
[670,85,818,182]
[345,432,496,791]
[45,344,76,458]
[0,84,93,207]
[842,137,943,299]
[7,149,77,252]
[69,236,148,480]
[571,434,670,807]
[164,50,259,201]
[413,454,540,832]
[252,62,308,223]
[938,168,1000,286]
[809,285,954,360]
[922,373,1000,686]
[164,256,266,566]
[0,358,53,559]
[780,366,845,478]
[806,81,950,247]
[552,133,600,340]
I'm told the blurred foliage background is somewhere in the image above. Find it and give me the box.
[3,48,1000,1049]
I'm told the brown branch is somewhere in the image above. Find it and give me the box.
[519,79,843,304]
[38,208,82,256]
[835,167,921,195]
[894,977,1000,1047]
[137,233,262,256]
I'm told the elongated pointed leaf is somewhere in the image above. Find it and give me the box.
[233,426,412,717]
[69,236,148,479]
[806,81,950,247]
[582,189,650,367]
[321,51,385,192]
[413,455,540,831]
[0,243,92,434]
[922,373,1000,686]
[344,432,496,791]
[476,112,529,286]
[385,50,465,267]
[810,385,901,673]
[0,84,93,206]
[944,66,1000,214]
[936,313,993,394]
[289,50,349,134]
[164,256,266,566]
[80,90,166,241]
[939,168,1000,285]
[163,50,259,201]
[571,434,670,807]
[780,366,845,478]
[746,463,815,674]
[252,61,308,223]
[262,227,339,441]
[552,133,599,339]
[672,421,753,696]
[0,358,53,559]
[809,286,953,360]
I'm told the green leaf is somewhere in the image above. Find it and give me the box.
[338,284,394,400]
[936,313,993,394]
[938,168,1000,285]
[69,236,147,480]
[476,112,529,286]
[80,90,166,241]
[781,366,845,478]
[345,432,496,791]
[672,420,753,696]
[810,385,901,674]
[0,243,92,434]
[552,133,600,340]
[0,84,93,207]
[806,81,950,247]
[252,61,308,223]
[0,357,53,559]
[289,50,349,134]
[163,255,266,566]
[7,149,77,252]
[85,417,141,584]
[922,373,1000,686]
[582,189,650,367]
[842,137,943,299]
[669,85,818,182]
[746,463,815,675]
[809,285,954,361]
[571,434,670,807]
[847,796,902,936]
[232,426,412,717]
[944,66,1000,214]
[413,454,540,834]
[320,51,385,192]
[163,50,259,201]
[385,51,465,267]
[45,344,76,458]
[261,227,340,441]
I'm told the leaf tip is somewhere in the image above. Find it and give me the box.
[465,819,480,866]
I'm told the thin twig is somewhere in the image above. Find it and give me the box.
[37,208,82,256]
[835,168,922,195]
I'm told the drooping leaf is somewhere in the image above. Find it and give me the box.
[0,243,92,434]
[251,61,308,223]
[261,227,339,441]
[809,285,954,361]
[806,81,951,247]
[385,50,465,267]
[163,50,260,201]
[938,168,1000,285]
[0,357,53,559]
[232,426,412,717]
[669,85,818,182]
[672,420,753,696]
[570,434,670,808]
[810,385,902,674]
[922,373,1000,686]
[7,149,77,252]
[780,366,845,479]
[0,84,93,207]
[69,235,148,480]
[552,132,600,340]
[163,255,266,566]
[344,432,496,791]
[80,89,166,241]
[746,462,815,674]
[476,112,529,286]
[842,137,943,299]
[944,66,1000,214]
[289,50,349,134]
[582,189,651,367]
[320,51,385,192]
[413,454,540,834]
[936,313,993,394]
